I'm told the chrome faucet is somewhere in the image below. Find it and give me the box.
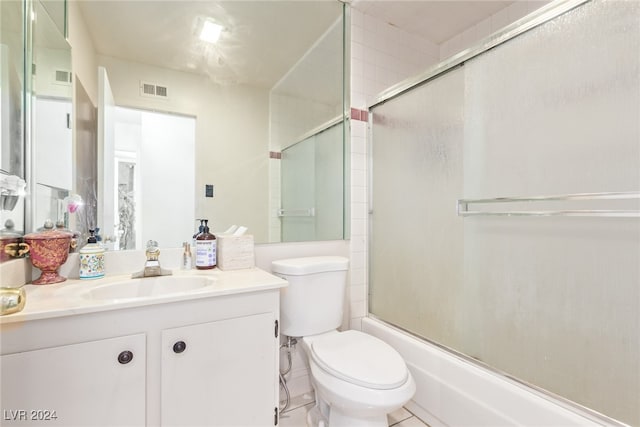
[132,240,173,278]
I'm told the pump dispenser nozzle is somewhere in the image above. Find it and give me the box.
[193,219,205,239]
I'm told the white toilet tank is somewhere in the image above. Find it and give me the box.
[272,256,349,337]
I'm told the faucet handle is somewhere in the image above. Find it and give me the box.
[145,240,160,261]
[132,240,172,278]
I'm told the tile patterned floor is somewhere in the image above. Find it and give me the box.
[279,394,429,427]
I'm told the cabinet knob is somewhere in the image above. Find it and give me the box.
[173,341,187,354]
[118,350,134,364]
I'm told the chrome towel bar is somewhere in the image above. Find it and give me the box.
[457,191,640,217]
[277,208,316,217]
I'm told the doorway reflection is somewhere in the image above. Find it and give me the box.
[116,157,136,250]
[110,107,195,250]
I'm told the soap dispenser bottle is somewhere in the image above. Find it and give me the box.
[195,219,216,270]
[79,229,105,279]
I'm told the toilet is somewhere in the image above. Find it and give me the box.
[272,256,415,427]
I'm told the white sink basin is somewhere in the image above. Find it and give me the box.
[83,275,215,301]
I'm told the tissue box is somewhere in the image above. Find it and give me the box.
[217,235,255,270]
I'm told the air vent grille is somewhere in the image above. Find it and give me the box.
[54,69,72,85]
[155,85,168,97]
[142,83,155,95]
[140,81,168,99]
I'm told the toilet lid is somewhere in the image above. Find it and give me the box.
[310,330,408,390]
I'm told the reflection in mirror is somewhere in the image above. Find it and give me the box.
[74,77,98,245]
[280,121,344,242]
[31,0,73,231]
[0,0,26,237]
[39,0,66,39]
[74,1,346,248]
[268,15,345,243]
[110,106,195,251]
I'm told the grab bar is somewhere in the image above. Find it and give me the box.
[457,191,640,217]
[278,208,316,217]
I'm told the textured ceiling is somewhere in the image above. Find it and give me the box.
[79,1,515,88]
[78,1,343,87]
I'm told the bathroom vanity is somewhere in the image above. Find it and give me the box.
[0,268,287,426]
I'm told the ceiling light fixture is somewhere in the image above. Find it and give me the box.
[199,19,224,44]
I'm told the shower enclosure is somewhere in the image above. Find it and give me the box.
[368,0,639,424]
[280,121,345,242]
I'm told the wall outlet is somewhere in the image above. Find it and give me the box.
[205,184,214,198]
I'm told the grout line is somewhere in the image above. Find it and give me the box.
[280,403,431,427]
[404,407,431,427]
[389,413,414,426]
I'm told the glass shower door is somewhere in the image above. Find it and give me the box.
[280,122,344,242]
[369,67,465,347]
[369,0,640,424]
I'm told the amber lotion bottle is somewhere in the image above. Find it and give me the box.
[195,219,216,269]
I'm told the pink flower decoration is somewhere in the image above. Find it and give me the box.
[64,194,84,214]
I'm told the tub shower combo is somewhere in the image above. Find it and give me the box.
[367,0,639,425]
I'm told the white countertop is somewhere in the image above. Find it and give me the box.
[0,267,287,324]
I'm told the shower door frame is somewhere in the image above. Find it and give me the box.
[365,0,633,425]
[369,0,590,109]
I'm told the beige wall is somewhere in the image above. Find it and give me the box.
[67,10,271,242]
[97,55,270,242]
[67,0,98,105]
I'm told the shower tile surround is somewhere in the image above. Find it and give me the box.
[349,0,639,426]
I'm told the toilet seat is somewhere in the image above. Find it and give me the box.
[309,330,408,390]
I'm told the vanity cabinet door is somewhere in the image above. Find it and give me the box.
[161,312,277,426]
[0,334,146,426]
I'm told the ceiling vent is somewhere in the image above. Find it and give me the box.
[140,81,169,99]
[54,69,72,85]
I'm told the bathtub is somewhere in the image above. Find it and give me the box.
[361,317,620,427]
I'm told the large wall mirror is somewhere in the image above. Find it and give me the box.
[31,0,73,231]
[1,0,70,244]
[0,0,27,236]
[62,0,347,250]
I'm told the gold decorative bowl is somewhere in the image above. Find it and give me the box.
[23,227,73,285]
[1,287,26,315]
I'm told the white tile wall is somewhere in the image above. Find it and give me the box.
[348,119,368,329]
[268,157,281,242]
